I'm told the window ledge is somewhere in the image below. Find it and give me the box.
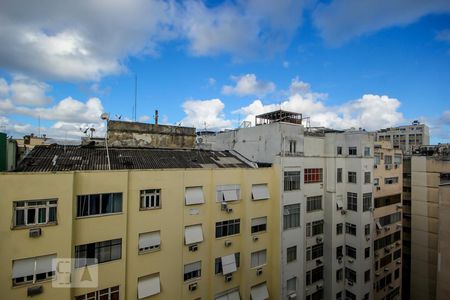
[11,222,58,230]
[75,212,123,219]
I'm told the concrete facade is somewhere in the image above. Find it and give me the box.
[375,122,430,155]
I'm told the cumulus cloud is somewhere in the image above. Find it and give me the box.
[222,74,276,96]
[180,98,233,130]
[313,0,450,45]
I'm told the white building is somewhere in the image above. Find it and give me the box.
[201,110,376,300]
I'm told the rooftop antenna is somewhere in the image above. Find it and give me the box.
[101,113,111,170]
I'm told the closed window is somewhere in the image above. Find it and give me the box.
[77,193,122,217]
[365,224,371,235]
[348,172,357,183]
[374,231,401,251]
[307,244,323,260]
[312,220,324,236]
[307,266,323,285]
[304,168,323,183]
[74,239,122,268]
[345,268,356,283]
[336,269,343,282]
[385,177,399,184]
[364,172,371,184]
[13,199,57,227]
[379,212,402,226]
[215,219,240,238]
[289,140,297,153]
[215,288,240,300]
[284,171,301,191]
[394,154,402,164]
[76,286,119,300]
[283,204,300,230]
[363,193,372,211]
[251,217,267,234]
[393,249,401,260]
[336,246,343,258]
[287,246,297,263]
[345,290,356,300]
[348,147,357,155]
[216,184,240,202]
[346,245,356,259]
[12,254,56,286]
[336,223,343,235]
[287,277,297,294]
[385,155,392,164]
[365,247,370,258]
[251,249,267,268]
[337,168,342,183]
[139,231,161,253]
[185,225,204,245]
[347,192,357,211]
[365,270,370,282]
[364,147,371,156]
[345,223,356,236]
[380,254,392,268]
[140,189,160,209]
[337,146,342,155]
[185,187,204,205]
[138,273,160,299]
[375,194,401,208]
[374,154,381,165]
[307,196,322,212]
[184,261,201,281]
[394,268,400,279]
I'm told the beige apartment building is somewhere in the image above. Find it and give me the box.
[0,145,281,300]
[376,121,430,155]
[409,145,450,300]
[373,142,403,300]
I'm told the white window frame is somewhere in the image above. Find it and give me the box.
[251,217,267,234]
[140,189,161,209]
[216,184,240,202]
[251,249,267,268]
[13,199,57,227]
[12,254,56,286]
[185,186,205,205]
[184,224,204,245]
[184,261,201,282]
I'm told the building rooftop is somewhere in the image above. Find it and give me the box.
[255,109,304,125]
[14,145,253,172]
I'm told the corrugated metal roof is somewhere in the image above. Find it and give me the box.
[14,145,252,172]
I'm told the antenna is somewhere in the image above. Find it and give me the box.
[101,113,111,170]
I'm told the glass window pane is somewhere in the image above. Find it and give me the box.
[38,208,46,223]
[27,209,36,224]
[49,207,57,222]
[15,210,25,226]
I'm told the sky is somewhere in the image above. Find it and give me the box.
[0,0,449,143]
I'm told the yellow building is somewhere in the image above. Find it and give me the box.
[373,142,403,300]
[0,145,281,300]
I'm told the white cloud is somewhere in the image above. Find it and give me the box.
[180,98,233,130]
[0,78,8,96]
[222,74,276,96]
[313,0,450,45]
[9,76,52,106]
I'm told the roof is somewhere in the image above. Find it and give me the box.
[255,109,304,125]
[14,145,253,172]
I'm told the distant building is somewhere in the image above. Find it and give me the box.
[375,121,430,155]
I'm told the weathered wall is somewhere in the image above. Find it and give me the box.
[108,121,196,149]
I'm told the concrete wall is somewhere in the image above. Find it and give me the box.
[437,184,450,300]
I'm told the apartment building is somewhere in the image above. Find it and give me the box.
[0,145,281,300]
[409,145,450,300]
[375,121,430,155]
[203,110,376,300]
[373,142,403,300]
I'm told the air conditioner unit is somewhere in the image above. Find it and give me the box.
[384,226,390,231]
[252,236,259,242]
[224,240,232,247]
[396,224,402,229]
[316,259,322,266]
[366,236,370,241]
[389,284,394,289]
[224,274,232,282]
[396,260,401,265]
[384,247,390,253]
[316,283,323,290]
[316,236,323,243]
[384,267,389,272]
[188,244,198,252]
[27,285,43,297]
[375,272,380,277]
[341,210,347,215]
[221,202,228,211]
[376,186,381,190]
[288,293,297,300]
[188,283,198,291]
[256,268,263,276]
[226,207,233,213]
[395,241,401,246]
[396,204,402,209]
[347,280,354,286]
[29,228,42,238]
[348,258,354,263]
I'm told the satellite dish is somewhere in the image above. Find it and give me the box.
[100,113,110,120]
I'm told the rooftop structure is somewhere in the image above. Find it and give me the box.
[255,109,305,126]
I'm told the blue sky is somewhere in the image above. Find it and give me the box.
[0,0,449,143]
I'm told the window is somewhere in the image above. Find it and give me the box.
[364,147,371,156]
[12,254,56,286]
[287,277,297,294]
[336,195,344,210]
[251,249,267,268]
[365,247,370,258]
[363,270,370,282]
[345,268,356,283]
[385,177,399,184]
[375,194,401,208]
[311,266,323,284]
[77,193,122,217]
[214,253,240,274]
[312,220,324,236]
[374,231,401,251]
[75,239,122,268]
[185,187,204,205]
[348,147,357,155]
[345,290,356,300]
[379,212,402,226]
[252,184,269,200]
[345,223,356,236]
[185,225,204,245]
[374,154,381,165]
[363,193,372,211]
[394,268,400,279]
[250,283,269,300]
[364,172,371,184]
[140,189,160,209]
[336,292,342,300]
[380,254,392,268]
[289,140,297,153]
[385,155,392,164]
[283,204,300,230]
[365,224,371,235]
[306,222,311,237]
[393,249,401,260]
[138,273,160,299]
[336,246,343,258]
[337,146,342,155]
[139,231,161,253]
[310,244,324,260]
[347,172,357,183]
[184,261,201,281]
[251,217,267,234]
[304,168,323,183]
[284,171,301,191]
[336,223,343,235]
[75,286,119,300]
[287,246,297,263]
[394,154,402,164]
[347,192,357,211]
[336,268,343,282]
[307,196,322,212]
[215,288,240,300]
[337,168,342,183]
[363,293,370,300]
[13,199,57,227]
[216,184,240,202]
[374,178,380,186]
[346,245,356,259]
[215,219,240,238]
